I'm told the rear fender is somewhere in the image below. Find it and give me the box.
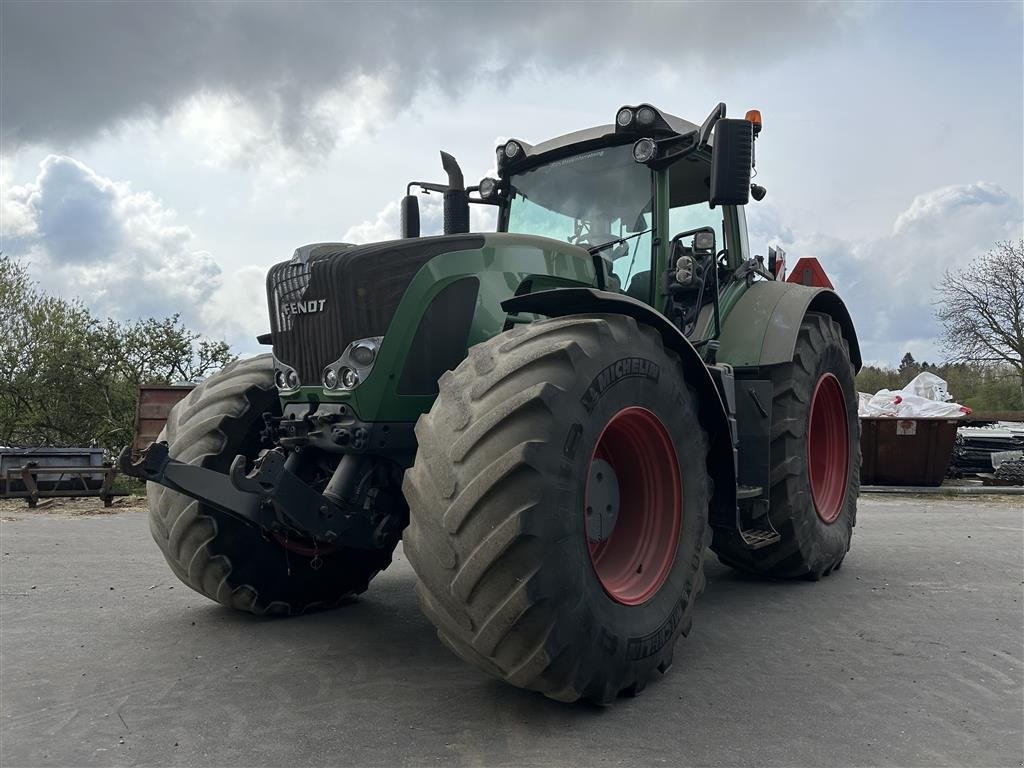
[502,287,737,522]
[717,281,862,371]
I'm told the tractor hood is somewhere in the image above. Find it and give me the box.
[266,234,486,388]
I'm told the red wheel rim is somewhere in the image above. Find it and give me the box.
[807,373,850,524]
[585,407,682,606]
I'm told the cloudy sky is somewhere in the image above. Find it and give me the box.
[2,1,1022,365]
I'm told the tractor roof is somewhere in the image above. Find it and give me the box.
[530,113,699,157]
[497,106,702,175]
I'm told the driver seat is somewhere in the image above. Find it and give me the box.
[625,270,651,302]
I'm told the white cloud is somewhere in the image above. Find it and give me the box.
[3,2,863,151]
[199,265,271,343]
[343,200,407,245]
[893,182,1019,236]
[0,165,38,241]
[175,93,270,170]
[343,194,496,244]
[171,75,394,180]
[1,155,226,334]
[747,182,1024,365]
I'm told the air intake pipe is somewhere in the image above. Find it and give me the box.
[400,193,420,238]
[440,151,470,235]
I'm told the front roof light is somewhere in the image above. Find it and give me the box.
[694,231,716,252]
[637,106,657,126]
[633,138,657,164]
[616,107,634,127]
[504,140,522,159]
[478,177,499,201]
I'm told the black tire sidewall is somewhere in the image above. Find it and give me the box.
[157,361,392,611]
[779,322,859,570]
[531,328,708,682]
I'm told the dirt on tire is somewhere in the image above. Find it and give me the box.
[712,311,860,579]
[403,314,711,704]
[147,354,395,615]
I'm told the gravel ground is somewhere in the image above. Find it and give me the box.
[0,496,147,520]
[1,495,1021,768]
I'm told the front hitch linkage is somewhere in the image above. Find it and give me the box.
[119,442,380,548]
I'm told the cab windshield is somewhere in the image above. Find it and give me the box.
[505,144,654,293]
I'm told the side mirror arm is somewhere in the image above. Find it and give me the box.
[697,102,726,148]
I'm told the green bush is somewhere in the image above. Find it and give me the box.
[0,255,236,453]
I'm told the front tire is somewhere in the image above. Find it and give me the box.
[403,315,711,703]
[713,312,860,579]
[147,354,395,614]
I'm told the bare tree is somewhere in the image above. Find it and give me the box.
[935,240,1024,403]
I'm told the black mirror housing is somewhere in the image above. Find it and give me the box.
[710,118,753,207]
[400,194,420,238]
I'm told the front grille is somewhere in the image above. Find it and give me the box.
[267,246,354,385]
[266,235,486,387]
[269,261,313,334]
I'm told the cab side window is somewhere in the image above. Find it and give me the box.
[668,202,725,252]
[612,211,652,293]
[666,156,727,254]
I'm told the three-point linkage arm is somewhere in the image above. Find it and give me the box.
[118,442,382,548]
[119,442,276,528]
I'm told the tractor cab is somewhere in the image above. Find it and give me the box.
[489,104,761,343]
[404,102,763,344]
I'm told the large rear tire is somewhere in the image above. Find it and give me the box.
[403,315,711,703]
[712,312,860,579]
[147,354,395,614]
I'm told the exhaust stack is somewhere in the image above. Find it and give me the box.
[440,151,470,235]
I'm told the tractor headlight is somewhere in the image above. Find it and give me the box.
[339,367,360,389]
[616,107,634,127]
[478,177,499,201]
[675,255,695,286]
[321,336,382,393]
[274,364,301,391]
[633,137,657,164]
[503,140,522,159]
[350,339,377,367]
[694,231,716,253]
[637,106,657,126]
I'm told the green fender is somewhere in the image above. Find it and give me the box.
[717,281,862,371]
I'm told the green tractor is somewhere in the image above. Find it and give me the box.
[122,102,861,704]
